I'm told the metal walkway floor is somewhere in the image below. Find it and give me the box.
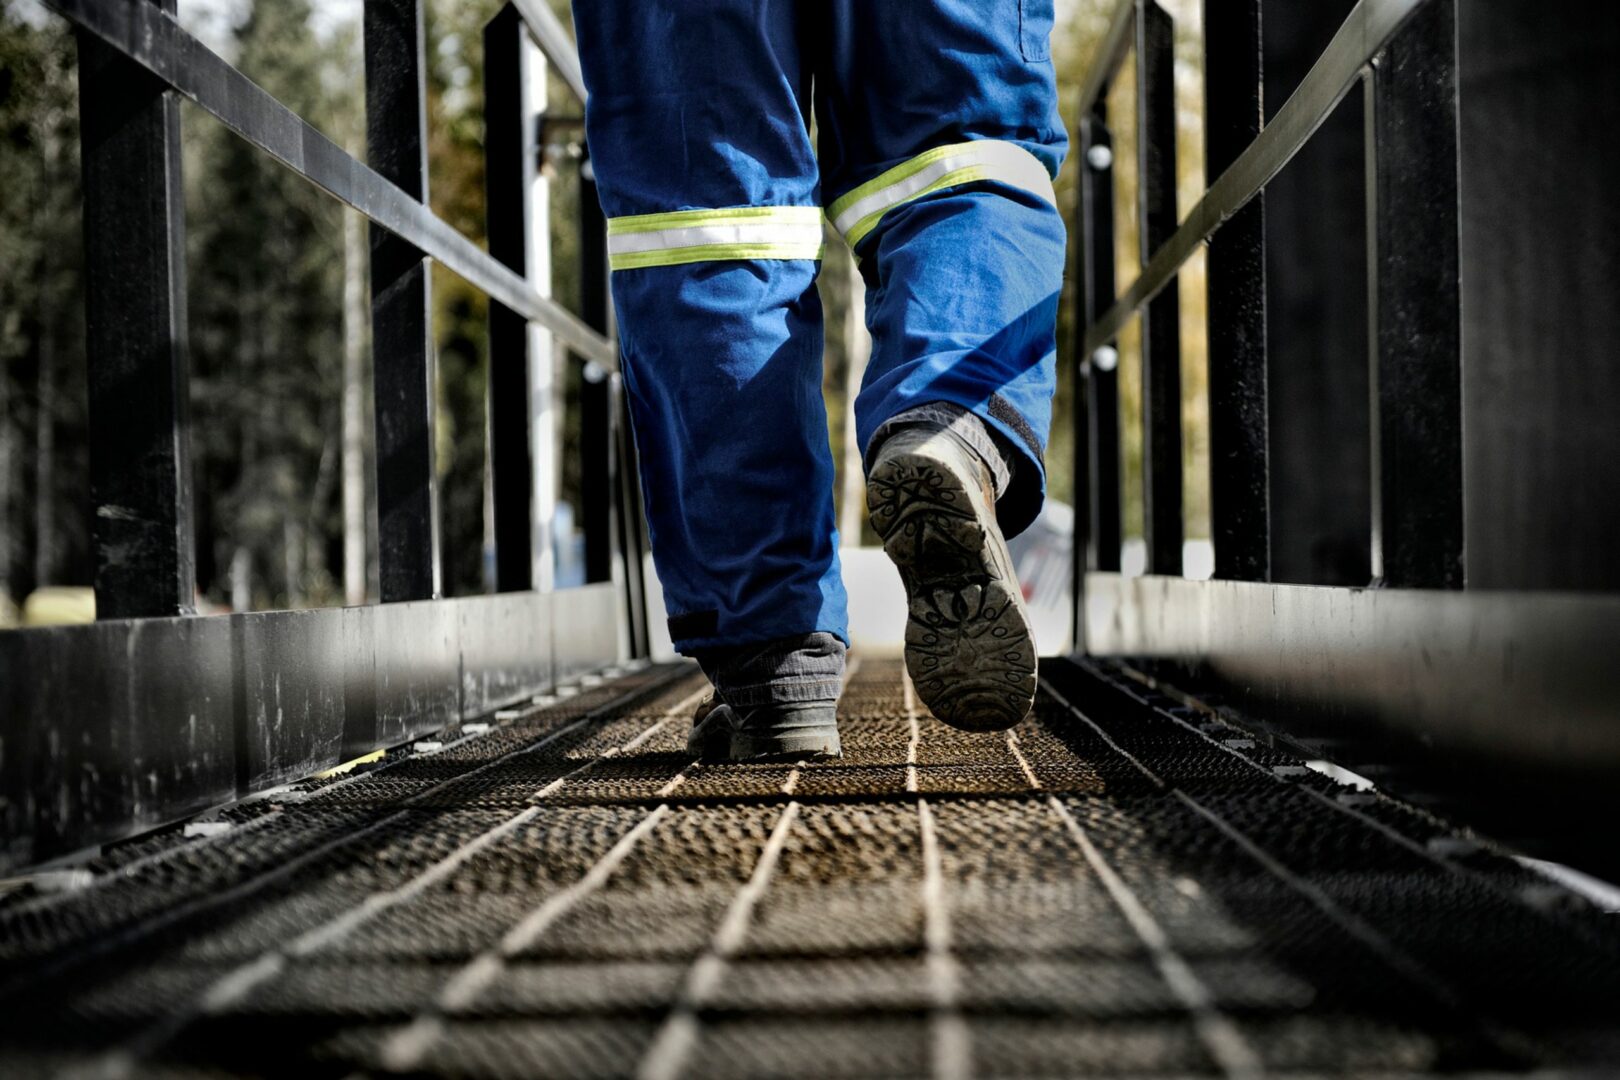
[1,658,1617,1078]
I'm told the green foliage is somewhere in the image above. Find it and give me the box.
[0,7,88,602]
[185,0,354,609]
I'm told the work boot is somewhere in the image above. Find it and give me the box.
[689,633,845,762]
[687,694,733,763]
[867,423,1038,731]
[687,695,841,762]
[727,700,841,761]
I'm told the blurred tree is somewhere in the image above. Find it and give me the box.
[0,5,90,610]
[185,0,351,610]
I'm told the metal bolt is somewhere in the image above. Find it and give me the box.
[1086,144,1113,170]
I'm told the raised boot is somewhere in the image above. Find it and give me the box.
[866,423,1037,731]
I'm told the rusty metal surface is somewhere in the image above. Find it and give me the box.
[0,657,1616,1077]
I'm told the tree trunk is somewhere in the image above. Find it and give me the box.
[33,326,55,588]
[341,205,367,606]
[0,368,13,606]
[283,518,304,607]
[229,545,251,613]
[307,427,335,592]
[838,252,870,545]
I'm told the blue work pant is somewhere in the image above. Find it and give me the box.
[571,0,1068,654]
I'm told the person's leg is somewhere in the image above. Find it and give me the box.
[572,0,845,757]
[813,0,1067,729]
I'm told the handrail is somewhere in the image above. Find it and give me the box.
[1078,0,1426,357]
[45,0,615,368]
[511,0,588,102]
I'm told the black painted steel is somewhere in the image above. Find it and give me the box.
[1136,1,1182,576]
[579,158,611,343]
[1203,0,1270,582]
[580,367,615,586]
[76,0,196,621]
[1455,4,1620,591]
[1264,4,1370,587]
[485,5,534,593]
[1366,0,1463,589]
[42,0,614,367]
[615,379,651,659]
[0,587,623,870]
[1078,115,1120,577]
[365,0,440,603]
[1080,0,1427,357]
[1083,573,1620,874]
[578,157,615,586]
[0,0,643,870]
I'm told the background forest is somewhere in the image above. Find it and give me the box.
[0,0,1209,623]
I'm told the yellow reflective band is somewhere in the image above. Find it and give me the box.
[606,206,825,270]
[827,140,1056,249]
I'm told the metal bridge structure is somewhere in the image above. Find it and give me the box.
[2,0,1618,1076]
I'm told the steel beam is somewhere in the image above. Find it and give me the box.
[578,156,615,586]
[614,377,651,659]
[1136,0,1182,576]
[1366,0,1464,588]
[1082,0,1431,357]
[76,0,195,620]
[0,587,637,871]
[1078,113,1121,577]
[365,0,440,602]
[1083,571,1620,872]
[1203,0,1270,581]
[580,367,615,585]
[485,5,534,593]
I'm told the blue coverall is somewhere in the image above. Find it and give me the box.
[571,0,1068,656]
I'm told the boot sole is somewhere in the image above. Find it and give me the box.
[868,450,1037,732]
[691,702,842,763]
[729,728,842,763]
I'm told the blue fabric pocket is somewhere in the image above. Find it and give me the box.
[1019,0,1054,62]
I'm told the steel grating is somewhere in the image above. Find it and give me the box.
[0,657,1617,1078]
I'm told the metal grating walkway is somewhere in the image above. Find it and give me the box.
[1,658,1617,1077]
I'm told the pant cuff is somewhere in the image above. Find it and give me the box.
[692,631,847,707]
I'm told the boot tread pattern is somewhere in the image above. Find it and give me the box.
[868,453,1038,732]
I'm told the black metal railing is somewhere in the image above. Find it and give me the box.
[1070,0,1462,620]
[0,0,646,869]
[1066,0,1620,862]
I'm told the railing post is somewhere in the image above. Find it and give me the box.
[579,368,614,586]
[578,154,615,586]
[1075,107,1121,653]
[485,5,534,593]
[1366,0,1464,588]
[364,0,440,601]
[1204,0,1270,582]
[77,0,195,620]
[614,377,651,659]
[1137,0,1183,576]
[1080,109,1122,578]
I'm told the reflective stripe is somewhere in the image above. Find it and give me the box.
[606,206,824,270]
[827,141,1056,249]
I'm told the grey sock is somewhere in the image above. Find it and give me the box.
[692,632,846,707]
